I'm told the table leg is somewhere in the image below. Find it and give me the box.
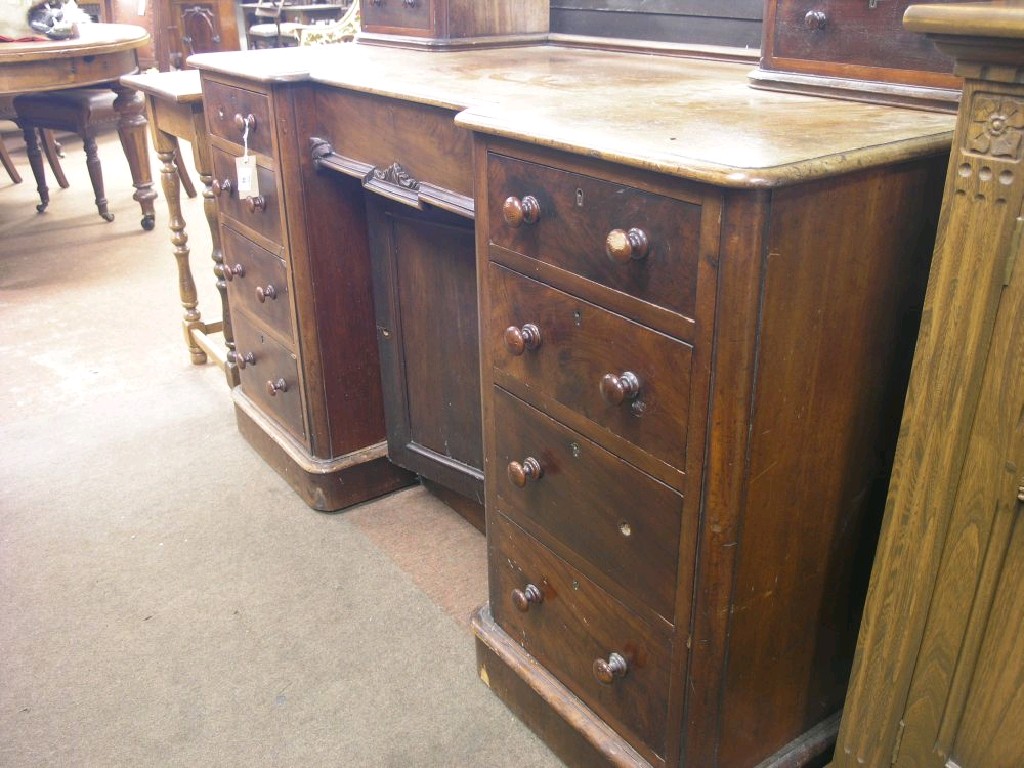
[111,82,158,231]
[21,127,49,213]
[154,127,207,365]
[190,108,239,387]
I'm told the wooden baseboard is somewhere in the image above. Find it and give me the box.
[233,395,415,512]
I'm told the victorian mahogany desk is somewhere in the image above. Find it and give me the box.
[190,42,955,768]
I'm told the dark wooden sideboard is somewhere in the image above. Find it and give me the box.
[190,41,956,767]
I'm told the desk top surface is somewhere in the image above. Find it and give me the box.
[190,43,957,188]
[0,23,148,63]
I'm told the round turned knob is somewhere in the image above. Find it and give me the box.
[605,227,650,264]
[233,113,256,135]
[234,351,255,369]
[511,583,543,612]
[507,457,543,487]
[593,652,628,685]
[222,263,245,282]
[504,323,542,355]
[804,9,827,30]
[266,377,288,396]
[245,195,266,213]
[502,195,541,228]
[211,178,232,197]
[600,371,641,406]
[402,0,416,5]
[256,284,277,303]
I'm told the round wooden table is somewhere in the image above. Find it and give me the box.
[0,23,157,228]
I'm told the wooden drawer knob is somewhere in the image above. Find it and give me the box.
[222,263,245,282]
[593,652,628,685]
[804,9,827,30]
[502,195,541,228]
[211,178,232,197]
[511,583,543,612]
[507,457,543,487]
[234,351,255,369]
[504,324,542,355]
[256,284,277,303]
[245,195,266,213]
[600,371,641,405]
[233,113,256,136]
[605,227,649,263]
[266,377,288,396]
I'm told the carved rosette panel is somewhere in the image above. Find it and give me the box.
[956,92,1024,204]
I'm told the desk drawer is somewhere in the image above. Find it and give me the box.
[488,152,701,321]
[488,263,691,470]
[203,79,274,157]
[361,0,433,35]
[212,146,283,246]
[233,315,304,442]
[222,225,292,342]
[492,388,682,621]
[491,512,672,764]
[769,0,957,76]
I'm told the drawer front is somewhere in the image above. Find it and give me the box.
[770,0,957,74]
[233,315,304,442]
[361,0,434,34]
[222,226,292,342]
[202,79,274,157]
[488,153,701,320]
[491,513,672,762]
[492,388,682,621]
[212,146,283,246]
[489,263,691,470]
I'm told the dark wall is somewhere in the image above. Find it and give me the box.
[550,0,763,49]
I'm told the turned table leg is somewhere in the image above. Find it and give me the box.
[154,127,206,365]
[111,82,158,231]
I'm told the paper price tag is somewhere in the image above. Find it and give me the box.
[235,156,259,197]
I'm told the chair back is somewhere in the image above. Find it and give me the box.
[253,0,285,22]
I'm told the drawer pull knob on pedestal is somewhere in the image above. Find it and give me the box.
[234,351,255,369]
[508,457,543,487]
[504,323,542,355]
[233,113,257,136]
[245,196,266,213]
[222,263,245,282]
[256,284,277,303]
[211,178,232,197]
[593,652,629,684]
[600,371,641,405]
[605,227,649,263]
[266,378,288,396]
[511,584,543,612]
[502,195,541,228]
[804,10,827,30]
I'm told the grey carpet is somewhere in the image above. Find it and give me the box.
[0,125,562,767]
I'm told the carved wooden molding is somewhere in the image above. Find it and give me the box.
[309,136,474,219]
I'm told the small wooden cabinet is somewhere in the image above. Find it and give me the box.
[752,0,966,108]
[359,0,549,49]
[198,68,412,511]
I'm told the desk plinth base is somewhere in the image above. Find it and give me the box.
[472,604,651,768]
[233,392,414,512]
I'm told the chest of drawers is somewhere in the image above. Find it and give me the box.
[472,136,947,767]
[359,0,549,49]
[199,70,413,511]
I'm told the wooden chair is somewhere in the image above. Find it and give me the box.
[0,95,68,188]
[12,87,196,221]
[247,0,303,48]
